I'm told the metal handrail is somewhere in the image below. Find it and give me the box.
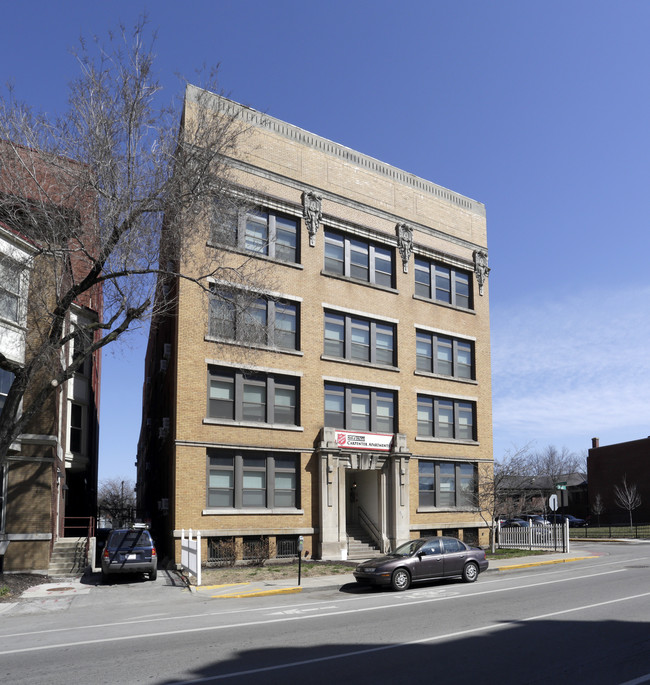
[357,505,383,550]
[63,516,95,565]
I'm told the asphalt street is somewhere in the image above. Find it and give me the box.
[1,541,649,685]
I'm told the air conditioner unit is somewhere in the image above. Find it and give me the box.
[158,427,168,439]
[162,417,170,429]
[160,359,168,372]
[163,343,171,359]
[158,498,169,511]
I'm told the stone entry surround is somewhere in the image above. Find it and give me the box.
[316,427,411,560]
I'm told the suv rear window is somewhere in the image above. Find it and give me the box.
[107,530,152,548]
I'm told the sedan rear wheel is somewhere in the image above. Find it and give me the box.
[462,561,479,583]
[391,568,411,591]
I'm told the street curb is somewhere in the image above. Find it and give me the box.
[196,554,603,598]
[210,586,303,599]
[493,555,599,571]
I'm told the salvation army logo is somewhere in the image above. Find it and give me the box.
[336,432,347,446]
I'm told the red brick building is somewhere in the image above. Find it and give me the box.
[0,143,102,572]
[588,437,650,524]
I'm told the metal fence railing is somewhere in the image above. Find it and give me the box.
[569,523,650,539]
[498,522,569,552]
[276,536,298,558]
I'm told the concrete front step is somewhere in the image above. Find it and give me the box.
[48,537,88,575]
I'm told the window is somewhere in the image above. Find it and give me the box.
[207,451,299,509]
[416,331,474,379]
[69,402,85,454]
[212,204,299,263]
[324,231,394,287]
[414,257,472,309]
[417,396,475,441]
[208,367,299,426]
[72,325,93,376]
[324,311,395,366]
[0,369,13,415]
[418,460,477,508]
[0,255,22,323]
[324,383,395,432]
[209,289,299,350]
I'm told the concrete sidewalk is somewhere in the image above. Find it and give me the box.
[192,551,601,600]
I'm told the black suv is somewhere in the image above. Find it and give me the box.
[101,527,158,582]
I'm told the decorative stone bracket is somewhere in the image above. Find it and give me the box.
[302,191,322,247]
[473,249,490,296]
[396,223,414,273]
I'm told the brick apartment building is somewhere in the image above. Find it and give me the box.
[0,143,101,572]
[137,86,493,564]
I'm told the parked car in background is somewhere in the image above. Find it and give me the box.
[501,518,530,527]
[353,536,488,591]
[546,513,586,527]
[522,515,551,526]
[101,527,158,582]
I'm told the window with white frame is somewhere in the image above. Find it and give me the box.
[417,395,475,441]
[324,230,394,288]
[418,460,477,508]
[209,288,298,350]
[324,311,395,366]
[0,254,22,323]
[416,330,474,379]
[414,257,472,309]
[69,401,85,454]
[207,450,299,510]
[208,366,299,427]
[71,324,93,376]
[324,383,395,433]
[0,368,13,415]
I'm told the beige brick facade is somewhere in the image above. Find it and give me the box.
[139,86,492,564]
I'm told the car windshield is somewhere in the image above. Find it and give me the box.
[108,530,150,549]
[390,539,425,557]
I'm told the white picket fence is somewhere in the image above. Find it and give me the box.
[498,521,570,553]
[181,528,202,586]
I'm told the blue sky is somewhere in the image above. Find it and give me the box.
[4,1,650,479]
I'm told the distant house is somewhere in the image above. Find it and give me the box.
[498,472,588,518]
[0,142,101,573]
[588,437,650,524]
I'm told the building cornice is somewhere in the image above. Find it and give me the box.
[186,85,486,219]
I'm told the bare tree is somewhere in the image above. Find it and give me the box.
[98,477,136,527]
[0,18,268,466]
[614,475,642,533]
[528,445,582,489]
[590,492,605,527]
[474,445,532,553]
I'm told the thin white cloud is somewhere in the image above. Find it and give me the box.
[491,284,650,453]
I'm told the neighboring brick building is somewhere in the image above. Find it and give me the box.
[137,86,493,564]
[588,437,650,524]
[0,144,101,572]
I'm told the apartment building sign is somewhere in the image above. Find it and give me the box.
[335,430,393,452]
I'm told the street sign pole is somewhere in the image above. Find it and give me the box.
[298,535,304,586]
[549,495,558,551]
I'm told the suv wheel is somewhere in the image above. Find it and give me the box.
[149,567,158,581]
